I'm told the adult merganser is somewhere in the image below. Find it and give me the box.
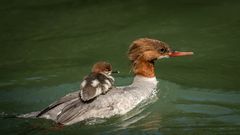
[20,38,193,126]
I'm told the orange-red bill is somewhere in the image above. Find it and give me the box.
[168,51,194,57]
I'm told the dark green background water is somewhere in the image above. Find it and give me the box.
[1,0,240,134]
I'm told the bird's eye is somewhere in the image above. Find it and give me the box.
[160,48,166,53]
[106,66,111,71]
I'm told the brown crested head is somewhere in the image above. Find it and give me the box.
[127,38,193,77]
[91,61,112,74]
[128,38,171,63]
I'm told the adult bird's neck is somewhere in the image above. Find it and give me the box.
[132,59,155,78]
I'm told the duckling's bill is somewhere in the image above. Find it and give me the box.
[112,70,120,74]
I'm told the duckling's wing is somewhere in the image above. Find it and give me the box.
[80,86,100,101]
[36,91,80,117]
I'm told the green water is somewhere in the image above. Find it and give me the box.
[1,0,240,134]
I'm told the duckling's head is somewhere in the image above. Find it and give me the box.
[92,61,112,75]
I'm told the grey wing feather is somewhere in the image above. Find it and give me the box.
[56,99,87,124]
[37,91,80,117]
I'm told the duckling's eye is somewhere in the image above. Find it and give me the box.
[106,66,111,71]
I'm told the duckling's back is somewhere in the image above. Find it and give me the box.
[80,73,114,102]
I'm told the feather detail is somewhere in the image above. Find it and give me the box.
[79,73,114,102]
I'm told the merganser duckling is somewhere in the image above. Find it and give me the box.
[80,61,115,102]
[21,38,193,126]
